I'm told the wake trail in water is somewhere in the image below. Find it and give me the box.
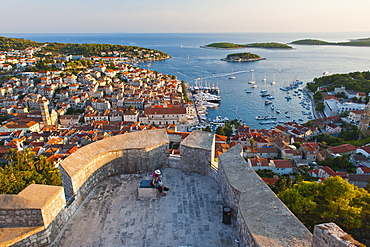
[200,70,251,80]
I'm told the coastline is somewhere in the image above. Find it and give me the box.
[221,57,266,62]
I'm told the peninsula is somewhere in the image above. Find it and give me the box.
[0,36,170,62]
[221,52,266,62]
[201,42,293,49]
[291,38,370,47]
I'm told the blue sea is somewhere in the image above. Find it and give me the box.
[4,32,370,129]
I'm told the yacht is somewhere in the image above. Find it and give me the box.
[251,84,258,88]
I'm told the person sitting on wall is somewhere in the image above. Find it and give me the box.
[151,170,169,196]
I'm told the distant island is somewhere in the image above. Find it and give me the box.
[291,38,370,47]
[221,52,266,62]
[201,42,293,49]
[0,36,170,61]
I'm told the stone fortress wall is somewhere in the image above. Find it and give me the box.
[0,129,359,246]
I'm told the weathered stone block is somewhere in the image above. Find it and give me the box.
[138,187,158,198]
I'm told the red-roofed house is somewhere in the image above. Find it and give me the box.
[356,167,370,175]
[348,110,364,123]
[269,159,293,175]
[248,156,270,171]
[309,166,347,179]
[261,177,278,185]
[325,123,342,134]
[356,145,370,158]
[329,144,357,155]
[300,142,319,162]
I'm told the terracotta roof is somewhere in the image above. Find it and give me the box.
[272,159,293,168]
[329,144,357,154]
[144,107,186,115]
[358,146,370,154]
[261,177,278,185]
[322,166,335,176]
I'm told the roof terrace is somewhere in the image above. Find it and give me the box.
[51,168,237,246]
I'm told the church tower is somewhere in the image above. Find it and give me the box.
[39,100,52,126]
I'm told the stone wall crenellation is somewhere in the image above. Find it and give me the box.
[0,129,362,247]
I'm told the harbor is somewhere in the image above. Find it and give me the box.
[188,71,317,132]
[188,72,317,131]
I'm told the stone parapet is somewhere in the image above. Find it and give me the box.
[60,129,169,200]
[312,223,364,247]
[179,130,215,175]
[218,144,313,247]
[0,184,65,228]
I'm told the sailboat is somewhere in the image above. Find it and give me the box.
[262,73,267,82]
[271,74,276,85]
[248,70,256,84]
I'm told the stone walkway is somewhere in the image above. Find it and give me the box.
[51,168,238,247]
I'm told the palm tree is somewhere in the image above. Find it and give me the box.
[4,148,20,165]
[21,148,36,170]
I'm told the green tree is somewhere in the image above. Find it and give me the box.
[0,149,62,194]
[250,139,255,147]
[315,102,324,111]
[313,91,323,101]
[215,126,225,136]
[278,177,370,244]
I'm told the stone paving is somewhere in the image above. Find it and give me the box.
[51,168,238,247]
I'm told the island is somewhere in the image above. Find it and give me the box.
[221,52,266,62]
[201,42,293,49]
[291,38,370,47]
[0,36,170,62]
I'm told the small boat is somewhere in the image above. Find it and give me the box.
[245,91,252,94]
[266,95,275,100]
[229,76,236,79]
[286,115,291,118]
[271,74,276,85]
[249,70,256,84]
[251,84,258,88]
[265,100,272,105]
[271,104,275,110]
[276,109,281,114]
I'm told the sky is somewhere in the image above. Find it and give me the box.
[2,0,370,33]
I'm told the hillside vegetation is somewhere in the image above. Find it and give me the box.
[0,36,169,58]
[307,71,370,93]
[226,52,261,59]
[0,36,42,50]
[203,42,293,49]
[291,38,370,47]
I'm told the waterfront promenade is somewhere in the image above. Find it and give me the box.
[51,168,237,247]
